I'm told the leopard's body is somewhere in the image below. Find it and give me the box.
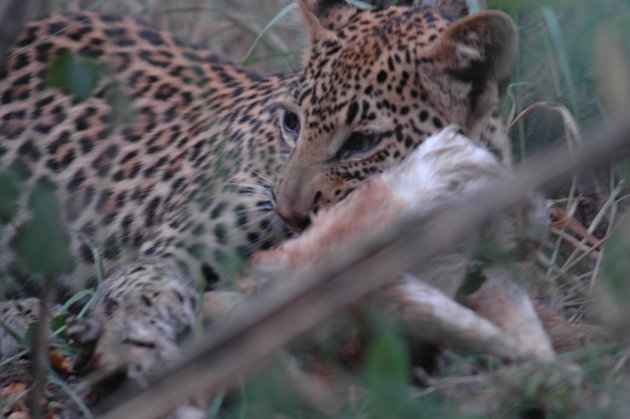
[1,12,294,295]
[0,0,518,379]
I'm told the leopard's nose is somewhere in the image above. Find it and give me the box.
[277,211,311,233]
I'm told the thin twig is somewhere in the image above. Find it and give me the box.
[28,275,56,419]
[559,181,625,272]
[549,226,602,260]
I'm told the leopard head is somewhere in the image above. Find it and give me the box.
[273,0,517,232]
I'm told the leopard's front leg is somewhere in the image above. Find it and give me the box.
[72,258,198,385]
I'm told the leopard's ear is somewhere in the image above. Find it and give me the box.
[423,11,518,135]
[296,0,359,41]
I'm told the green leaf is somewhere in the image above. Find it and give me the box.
[11,179,73,275]
[0,170,20,223]
[107,82,135,126]
[25,321,38,345]
[51,313,69,332]
[51,313,70,341]
[365,327,411,417]
[221,368,309,419]
[47,50,100,101]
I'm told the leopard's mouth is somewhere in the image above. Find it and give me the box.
[271,188,312,233]
[277,211,311,233]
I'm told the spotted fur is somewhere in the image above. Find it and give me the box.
[1,12,294,299]
[0,1,518,378]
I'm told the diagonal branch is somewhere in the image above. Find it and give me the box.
[99,117,630,419]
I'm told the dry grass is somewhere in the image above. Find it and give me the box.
[42,0,303,73]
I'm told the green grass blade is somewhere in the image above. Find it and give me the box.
[241,2,298,67]
[541,6,580,115]
[0,349,29,368]
[48,368,94,419]
[79,233,105,286]
[207,387,227,418]
[59,289,94,315]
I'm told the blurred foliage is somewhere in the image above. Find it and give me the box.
[46,50,101,101]
[10,179,72,276]
[0,170,19,223]
[601,222,630,306]
[616,161,630,183]
[364,326,411,417]
[220,368,316,419]
[501,0,629,156]
[594,16,630,115]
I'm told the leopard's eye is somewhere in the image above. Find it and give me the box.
[338,131,381,159]
[282,110,301,138]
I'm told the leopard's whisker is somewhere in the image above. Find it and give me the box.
[235,203,275,215]
[239,210,275,229]
[223,181,271,191]
[222,182,273,197]
[245,165,274,187]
